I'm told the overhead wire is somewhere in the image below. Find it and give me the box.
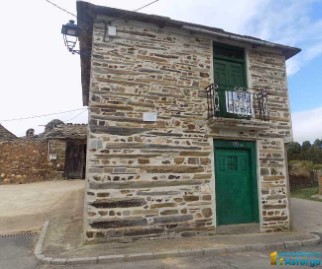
[133,0,159,12]
[0,108,87,122]
[45,0,76,17]
[108,0,160,24]
[65,109,88,122]
[45,0,160,24]
[35,0,160,125]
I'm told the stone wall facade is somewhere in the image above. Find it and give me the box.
[47,139,67,175]
[0,139,65,184]
[84,16,293,242]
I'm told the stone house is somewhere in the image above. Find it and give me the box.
[0,122,87,183]
[43,123,88,179]
[0,124,16,142]
[76,1,300,242]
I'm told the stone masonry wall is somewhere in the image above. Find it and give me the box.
[47,139,66,177]
[0,139,65,184]
[85,18,214,242]
[84,17,292,242]
[249,50,291,232]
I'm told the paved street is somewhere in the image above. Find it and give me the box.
[1,240,319,269]
[0,234,40,269]
[291,198,322,233]
[0,182,322,269]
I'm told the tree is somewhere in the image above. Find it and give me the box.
[301,140,312,160]
[313,139,322,148]
[287,142,302,161]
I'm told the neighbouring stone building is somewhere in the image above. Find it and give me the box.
[0,124,17,142]
[0,122,87,184]
[76,1,301,242]
[43,122,88,179]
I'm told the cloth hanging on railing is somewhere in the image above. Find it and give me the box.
[225,90,252,116]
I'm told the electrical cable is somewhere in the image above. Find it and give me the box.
[45,0,76,17]
[108,0,160,24]
[45,0,160,24]
[65,109,88,122]
[0,108,87,122]
[133,0,160,12]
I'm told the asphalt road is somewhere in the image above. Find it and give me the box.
[0,234,40,269]
[0,234,321,269]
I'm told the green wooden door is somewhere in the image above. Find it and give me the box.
[214,141,259,225]
[213,59,246,116]
[214,59,245,89]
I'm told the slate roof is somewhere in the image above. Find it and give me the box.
[42,123,88,140]
[0,124,17,141]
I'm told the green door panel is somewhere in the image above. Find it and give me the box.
[229,62,245,87]
[214,59,245,90]
[213,59,246,117]
[214,140,259,225]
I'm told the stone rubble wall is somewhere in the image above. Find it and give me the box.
[0,139,65,184]
[47,139,66,173]
[249,49,291,232]
[84,16,292,242]
[257,138,289,232]
[247,49,292,139]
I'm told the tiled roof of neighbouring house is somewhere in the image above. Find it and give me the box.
[0,124,17,141]
[42,123,88,139]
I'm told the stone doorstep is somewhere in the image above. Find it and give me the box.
[34,221,321,265]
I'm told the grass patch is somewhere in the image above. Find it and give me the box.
[291,187,322,202]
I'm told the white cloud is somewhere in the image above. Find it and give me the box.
[243,0,322,76]
[292,107,322,143]
[286,58,301,76]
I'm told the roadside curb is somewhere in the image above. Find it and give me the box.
[34,221,321,265]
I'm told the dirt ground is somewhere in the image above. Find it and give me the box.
[0,180,85,235]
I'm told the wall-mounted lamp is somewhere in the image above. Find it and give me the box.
[61,20,81,55]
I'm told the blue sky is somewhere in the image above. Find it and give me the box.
[0,0,321,142]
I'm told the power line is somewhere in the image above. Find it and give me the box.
[65,109,88,122]
[108,0,160,24]
[45,0,160,22]
[45,0,161,47]
[45,0,76,17]
[0,108,87,122]
[133,0,159,12]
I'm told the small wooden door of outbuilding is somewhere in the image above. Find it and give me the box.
[65,141,86,179]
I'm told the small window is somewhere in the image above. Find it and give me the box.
[213,44,244,61]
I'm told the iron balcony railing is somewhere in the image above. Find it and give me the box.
[205,83,269,121]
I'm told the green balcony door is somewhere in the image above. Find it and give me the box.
[214,140,259,225]
[213,43,246,118]
[214,59,246,117]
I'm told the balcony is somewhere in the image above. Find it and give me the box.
[205,84,270,131]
